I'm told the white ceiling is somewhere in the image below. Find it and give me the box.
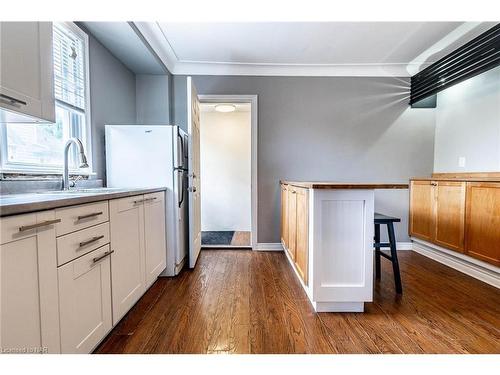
[134,21,496,77]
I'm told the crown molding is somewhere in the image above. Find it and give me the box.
[133,21,432,77]
[172,61,427,77]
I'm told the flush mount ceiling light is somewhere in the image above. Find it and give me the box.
[214,104,236,113]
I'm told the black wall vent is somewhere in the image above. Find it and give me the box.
[410,23,500,105]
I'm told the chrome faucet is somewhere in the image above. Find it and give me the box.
[62,138,89,190]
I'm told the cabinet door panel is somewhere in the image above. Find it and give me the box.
[0,211,60,353]
[465,183,500,266]
[0,22,54,122]
[109,196,146,325]
[58,245,112,353]
[287,187,297,261]
[281,184,289,249]
[295,187,309,284]
[1,236,42,350]
[409,180,434,241]
[144,192,167,288]
[434,182,466,252]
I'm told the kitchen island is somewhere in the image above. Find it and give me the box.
[280,181,408,312]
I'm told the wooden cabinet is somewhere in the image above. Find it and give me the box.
[144,192,167,288]
[57,245,112,353]
[294,187,309,284]
[0,22,55,123]
[109,195,146,325]
[109,192,166,324]
[280,184,289,249]
[434,181,466,252]
[465,183,500,266]
[0,211,60,353]
[410,177,499,266]
[280,183,309,285]
[410,180,466,252]
[409,180,434,242]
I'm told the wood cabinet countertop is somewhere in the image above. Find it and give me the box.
[281,181,409,190]
[411,177,500,182]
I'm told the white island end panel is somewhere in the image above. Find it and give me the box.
[312,189,374,310]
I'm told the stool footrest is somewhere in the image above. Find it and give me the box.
[374,242,391,248]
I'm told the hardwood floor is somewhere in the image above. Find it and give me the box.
[95,250,500,354]
[231,231,251,246]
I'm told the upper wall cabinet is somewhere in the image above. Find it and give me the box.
[0,22,55,123]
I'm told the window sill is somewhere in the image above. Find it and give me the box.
[0,169,97,181]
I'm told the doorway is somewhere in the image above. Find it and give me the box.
[198,95,257,249]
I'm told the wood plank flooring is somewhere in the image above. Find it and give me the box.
[95,250,500,354]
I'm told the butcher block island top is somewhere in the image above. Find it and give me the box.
[281,181,409,189]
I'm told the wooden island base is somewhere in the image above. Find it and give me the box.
[280,181,408,313]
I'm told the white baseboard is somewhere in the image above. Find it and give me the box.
[254,242,411,252]
[254,243,284,251]
[412,239,500,289]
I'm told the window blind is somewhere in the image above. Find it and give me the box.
[53,23,86,110]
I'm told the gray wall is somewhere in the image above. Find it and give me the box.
[175,75,436,243]
[434,66,500,173]
[136,74,171,124]
[87,33,137,181]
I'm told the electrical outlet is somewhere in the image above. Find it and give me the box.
[458,157,466,168]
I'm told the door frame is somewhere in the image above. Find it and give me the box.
[198,94,258,250]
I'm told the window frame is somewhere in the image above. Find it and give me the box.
[0,21,94,177]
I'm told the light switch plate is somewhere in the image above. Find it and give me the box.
[459,156,466,168]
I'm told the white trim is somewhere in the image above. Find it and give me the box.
[173,61,426,77]
[412,239,500,289]
[254,243,284,251]
[198,94,258,251]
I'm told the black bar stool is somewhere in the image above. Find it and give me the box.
[374,213,403,294]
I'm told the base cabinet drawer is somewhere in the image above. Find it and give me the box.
[58,245,112,354]
[56,222,110,266]
[55,201,109,236]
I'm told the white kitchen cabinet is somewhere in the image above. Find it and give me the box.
[57,244,112,354]
[0,22,55,123]
[0,211,60,353]
[109,195,147,325]
[144,192,167,288]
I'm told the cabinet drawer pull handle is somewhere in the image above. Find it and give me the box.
[0,93,27,106]
[92,250,114,264]
[133,199,145,204]
[79,235,105,248]
[144,197,158,202]
[19,219,61,232]
[77,211,103,220]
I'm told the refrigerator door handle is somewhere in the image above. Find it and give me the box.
[177,130,184,167]
[177,170,185,207]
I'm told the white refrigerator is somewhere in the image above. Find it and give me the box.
[105,125,189,276]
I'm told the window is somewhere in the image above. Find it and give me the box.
[0,22,92,175]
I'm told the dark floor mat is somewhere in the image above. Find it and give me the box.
[201,231,235,245]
